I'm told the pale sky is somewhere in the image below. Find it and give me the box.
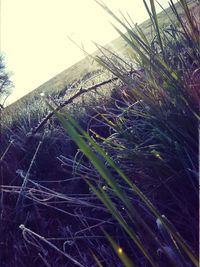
[1,0,170,105]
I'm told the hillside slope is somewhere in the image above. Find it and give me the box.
[1,0,197,128]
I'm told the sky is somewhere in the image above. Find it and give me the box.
[1,0,170,105]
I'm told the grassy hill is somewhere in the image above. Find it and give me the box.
[2,0,197,129]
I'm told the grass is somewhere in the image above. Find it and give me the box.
[52,0,199,265]
[0,0,199,266]
[1,1,197,130]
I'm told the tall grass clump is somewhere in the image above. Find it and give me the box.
[51,0,199,266]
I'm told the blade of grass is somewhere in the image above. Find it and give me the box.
[102,228,135,267]
[149,0,165,59]
[91,251,104,267]
[86,179,157,267]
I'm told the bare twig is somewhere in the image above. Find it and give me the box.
[31,71,139,135]
[31,76,119,134]
[19,224,87,267]
[15,140,42,211]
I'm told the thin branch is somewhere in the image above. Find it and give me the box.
[31,70,140,135]
[31,76,119,134]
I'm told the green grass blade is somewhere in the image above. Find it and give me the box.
[86,179,157,267]
[91,251,104,267]
[149,0,165,59]
[102,229,134,267]
[143,0,156,31]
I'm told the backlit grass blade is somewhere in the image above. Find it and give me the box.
[149,0,165,59]
[134,23,150,47]
[91,251,104,267]
[143,0,157,31]
[102,228,134,267]
[86,179,157,267]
